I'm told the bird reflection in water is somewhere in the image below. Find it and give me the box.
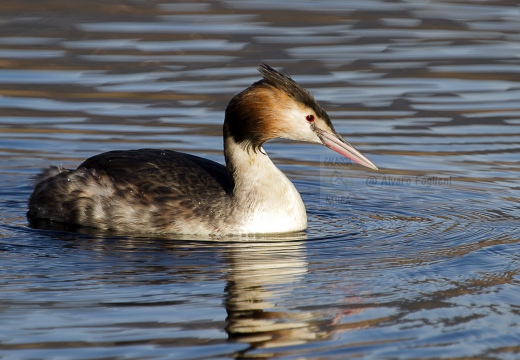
[222,236,367,356]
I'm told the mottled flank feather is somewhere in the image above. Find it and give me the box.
[28,150,235,234]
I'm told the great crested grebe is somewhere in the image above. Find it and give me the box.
[28,64,377,235]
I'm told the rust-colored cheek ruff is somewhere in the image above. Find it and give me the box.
[225,85,282,152]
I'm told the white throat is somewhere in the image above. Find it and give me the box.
[224,137,307,234]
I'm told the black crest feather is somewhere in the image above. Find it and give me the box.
[258,64,329,121]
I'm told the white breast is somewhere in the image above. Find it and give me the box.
[225,141,307,234]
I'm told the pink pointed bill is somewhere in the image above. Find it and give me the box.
[314,128,378,170]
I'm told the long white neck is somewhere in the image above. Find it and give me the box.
[224,136,307,234]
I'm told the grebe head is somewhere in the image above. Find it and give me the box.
[225,64,378,170]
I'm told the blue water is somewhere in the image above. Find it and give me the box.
[0,1,519,359]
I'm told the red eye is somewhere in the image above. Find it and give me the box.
[306,114,315,122]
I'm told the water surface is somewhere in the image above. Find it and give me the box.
[0,1,519,359]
